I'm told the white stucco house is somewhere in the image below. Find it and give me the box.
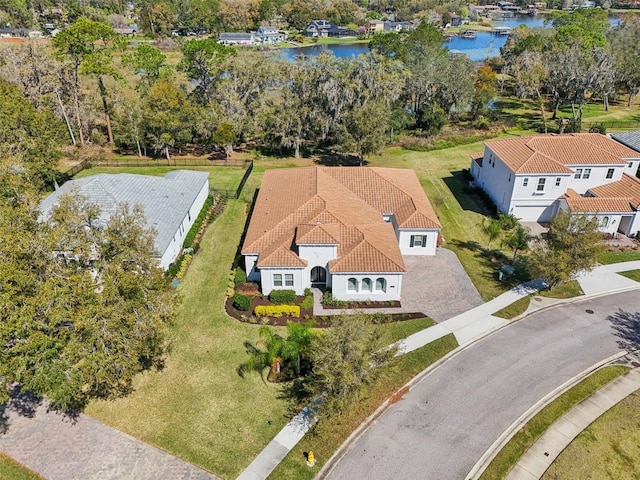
[40,170,210,270]
[241,167,442,301]
[470,133,640,235]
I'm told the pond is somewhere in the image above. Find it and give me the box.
[279,14,621,62]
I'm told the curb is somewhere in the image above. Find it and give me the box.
[464,350,629,480]
[315,285,640,480]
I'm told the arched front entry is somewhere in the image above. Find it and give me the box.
[310,266,327,285]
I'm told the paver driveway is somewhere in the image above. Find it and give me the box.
[401,248,484,322]
[0,399,219,480]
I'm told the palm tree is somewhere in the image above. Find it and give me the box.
[237,327,287,382]
[482,218,501,248]
[237,322,316,382]
[503,225,531,263]
[281,321,315,376]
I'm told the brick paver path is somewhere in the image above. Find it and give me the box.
[0,399,220,480]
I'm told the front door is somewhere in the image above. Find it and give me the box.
[310,266,326,284]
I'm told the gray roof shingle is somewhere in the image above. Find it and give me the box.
[610,131,640,153]
[40,170,209,258]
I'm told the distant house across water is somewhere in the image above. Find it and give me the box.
[305,20,357,38]
[256,26,286,44]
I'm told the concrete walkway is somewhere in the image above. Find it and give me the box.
[506,368,640,480]
[238,261,640,480]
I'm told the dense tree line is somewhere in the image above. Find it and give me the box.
[502,9,640,132]
[0,19,496,161]
[2,11,640,161]
[1,0,471,35]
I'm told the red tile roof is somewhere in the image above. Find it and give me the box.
[589,173,640,209]
[242,167,441,272]
[561,188,635,213]
[485,133,639,174]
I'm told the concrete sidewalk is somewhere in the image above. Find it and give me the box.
[238,262,640,480]
[506,368,640,480]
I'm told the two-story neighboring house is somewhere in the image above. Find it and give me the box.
[469,133,640,231]
[241,167,442,301]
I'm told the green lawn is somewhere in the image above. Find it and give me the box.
[75,165,246,192]
[87,200,292,479]
[542,391,640,480]
[492,296,531,320]
[599,251,640,265]
[492,280,584,319]
[480,365,630,480]
[0,453,42,480]
[619,269,640,282]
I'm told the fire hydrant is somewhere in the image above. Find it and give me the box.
[307,450,316,467]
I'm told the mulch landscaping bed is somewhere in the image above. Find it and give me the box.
[224,296,427,327]
[323,300,401,310]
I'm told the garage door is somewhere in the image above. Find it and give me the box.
[511,205,554,222]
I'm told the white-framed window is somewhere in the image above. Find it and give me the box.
[629,162,633,168]
[599,216,610,227]
[375,277,386,292]
[362,278,372,292]
[583,168,591,179]
[273,274,283,287]
[410,235,427,247]
[574,168,583,179]
[536,178,546,192]
[347,277,358,292]
[606,168,614,179]
[555,177,561,187]
[285,274,294,287]
[523,178,529,187]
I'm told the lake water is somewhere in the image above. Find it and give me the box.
[280,15,620,62]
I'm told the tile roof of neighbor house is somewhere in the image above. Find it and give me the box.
[242,167,441,272]
[589,173,640,209]
[485,133,640,174]
[610,131,640,153]
[40,170,209,259]
[561,188,635,213]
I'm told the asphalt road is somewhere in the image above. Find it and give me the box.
[325,291,640,480]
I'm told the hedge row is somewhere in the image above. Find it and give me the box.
[183,195,214,249]
[254,304,300,318]
[269,289,296,304]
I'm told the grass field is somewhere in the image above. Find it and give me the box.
[542,391,640,480]
[75,165,246,193]
[87,200,293,479]
[491,280,584,319]
[0,453,42,480]
[84,189,437,479]
[480,365,630,480]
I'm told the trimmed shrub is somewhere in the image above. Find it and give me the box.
[254,304,301,318]
[233,293,251,311]
[300,294,313,310]
[269,289,296,304]
[183,195,214,249]
[234,266,247,285]
[175,254,191,279]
